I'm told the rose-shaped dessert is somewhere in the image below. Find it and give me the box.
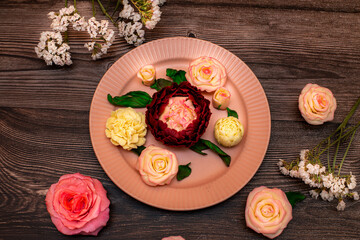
[214,116,244,147]
[137,64,156,86]
[298,83,337,125]
[245,186,292,239]
[162,236,185,240]
[212,87,231,110]
[105,107,147,150]
[137,145,178,186]
[146,81,211,147]
[186,56,227,92]
[45,173,110,236]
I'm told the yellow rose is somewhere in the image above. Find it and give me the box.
[214,116,244,147]
[105,107,147,150]
[298,83,337,125]
[245,186,293,239]
[185,56,227,92]
[137,145,178,186]
[212,87,231,110]
[137,64,156,86]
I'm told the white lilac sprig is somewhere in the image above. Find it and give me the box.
[279,97,360,211]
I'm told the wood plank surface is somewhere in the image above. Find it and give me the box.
[0,0,359,239]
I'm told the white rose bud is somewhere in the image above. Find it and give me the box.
[214,116,244,147]
[137,64,156,86]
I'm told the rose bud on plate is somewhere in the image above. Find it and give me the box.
[298,83,337,125]
[137,145,178,186]
[214,116,244,147]
[245,186,292,239]
[212,87,231,110]
[146,81,211,147]
[162,236,185,240]
[137,64,156,86]
[186,56,227,92]
[45,173,110,236]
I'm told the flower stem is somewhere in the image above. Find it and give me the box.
[97,0,115,23]
[65,0,68,7]
[338,129,356,176]
[74,0,77,9]
[327,138,331,172]
[332,128,343,171]
[92,0,96,17]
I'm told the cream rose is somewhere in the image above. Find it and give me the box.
[105,107,147,150]
[137,145,178,186]
[245,186,292,239]
[298,83,337,125]
[214,116,244,147]
[212,87,231,110]
[137,64,156,86]
[185,56,227,92]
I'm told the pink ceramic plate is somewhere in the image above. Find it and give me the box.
[89,37,271,210]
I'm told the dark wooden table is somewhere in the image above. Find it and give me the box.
[0,1,359,239]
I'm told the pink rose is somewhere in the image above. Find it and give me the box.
[137,145,178,186]
[45,173,110,236]
[162,236,185,240]
[298,83,337,125]
[245,186,292,239]
[186,56,227,92]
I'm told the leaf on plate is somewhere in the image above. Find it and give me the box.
[131,145,146,156]
[226,107,238,119]
[190,139,231,167]
[150,78,173,91]
[177,162,192,181]
[285,192,306,208]
[107,91,152,108]
[166,68,187,85]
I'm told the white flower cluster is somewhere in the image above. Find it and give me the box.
[35,31,72,66]
[118,0,145,46]
[145,0,162,30]
[84,17,115,60]
[278,149,358,211]
[48,5,88,32]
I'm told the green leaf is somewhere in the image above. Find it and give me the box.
[107,91,152,108]
[131,145,146,156]
[166,68,187,85]
[190,139,231,167]
[227,107,238,119]
[177,163,192,181]
[285,192,306,208]
[150,78,173,91]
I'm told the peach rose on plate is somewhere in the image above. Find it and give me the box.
[162,236,185,240]
[298,83,337,125]
[137,145,178,186]
[212,87,231,110]
[186,56,227,92]
[137,64,156,86]
[245,186,292,239]
[45,173,110,236]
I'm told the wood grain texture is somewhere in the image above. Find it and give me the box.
[0,0,359,239]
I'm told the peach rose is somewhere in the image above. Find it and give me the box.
[298,83,337,125]
[162,236,185,240]
[137,64,156,86]
[212,87,231,110]
[245,186,292,239]
[45,173,110,236]
[186,56,227,92]
[137,145,178,186]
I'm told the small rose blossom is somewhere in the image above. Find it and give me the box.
[245,186,292,239]
[214,116,244,147]
[162,236,185,240]
[137,64,156,86]
[212,87,231,110]
[45,173,110,236]
[298,83,337,125]
[186,56,227,92]
[137,145,178,186]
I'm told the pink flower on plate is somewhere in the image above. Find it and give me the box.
[162,236,185,240]
[245,186,292,239]
[45,173,110,236]
[298,83,337,125]
[186,56,227,92]
[212,87,231,110]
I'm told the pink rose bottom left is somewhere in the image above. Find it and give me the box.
[45,173,110,236]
